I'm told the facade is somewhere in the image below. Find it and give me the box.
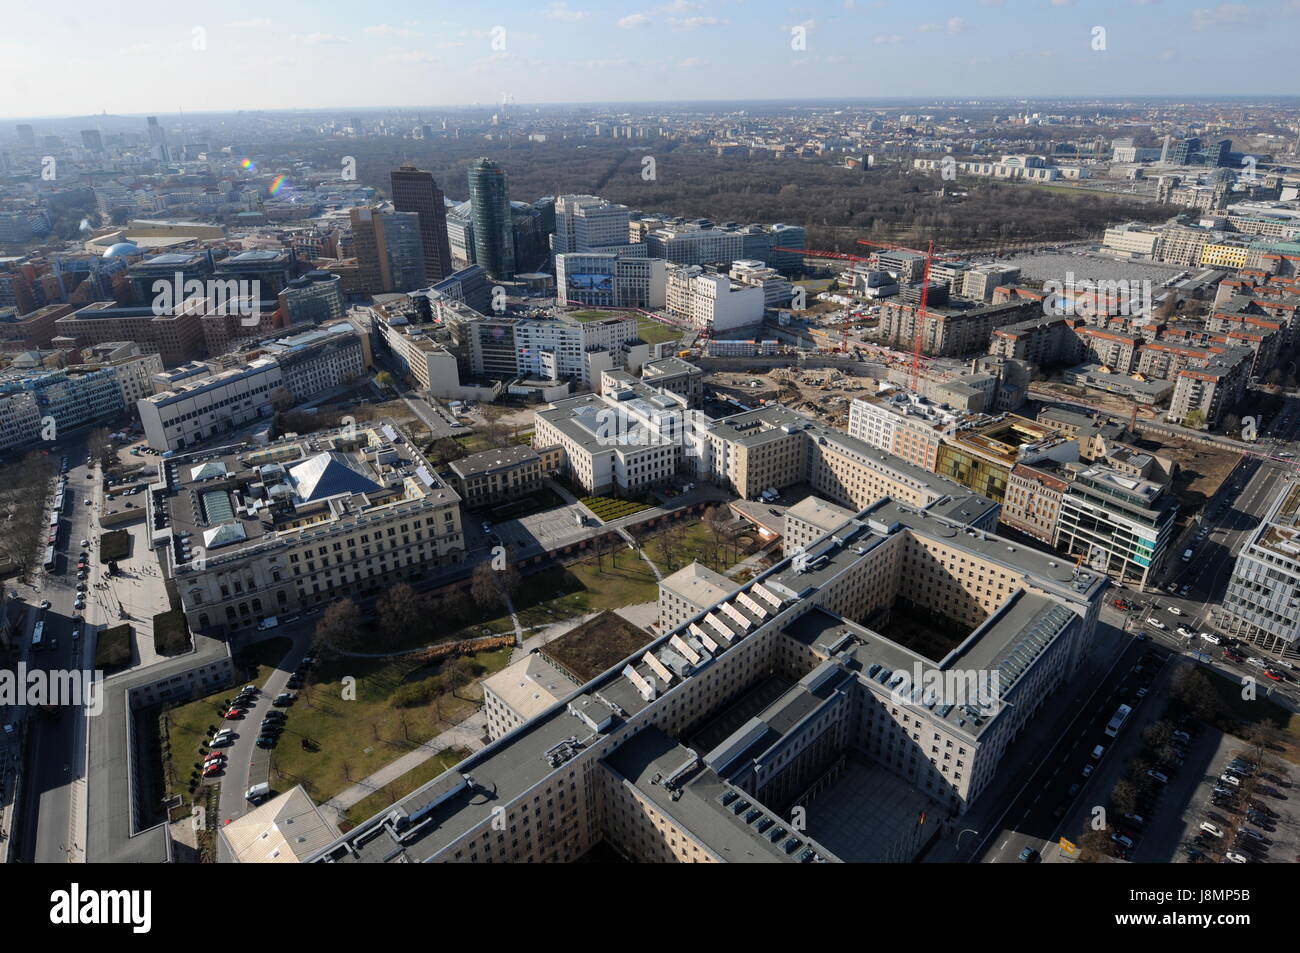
[847,393,963,471]
[933,415,1078,504]
[391,165,453,283]
[877,299,1040,357]
[350,207,426,294]
[783,495,856,555]
[467,158,516,281]
[1166,349,1250,428]
[278,271,345,326]
[728,260,794,308]
[314,497,1105,864]
[638,357,705,407]
[55,301,207,366]
[552,195,637,256]
[665,266,765,332]
[138,359,284,452]
[0,367,126,450]
[556,253,666,309]
[657,561,740,633]
[1000,462,1071,544]
[448,445,544,508]
[256,322,367,403]
[1217,482,1300,658]
[154,422,464,634]
[1055,464,1177,590]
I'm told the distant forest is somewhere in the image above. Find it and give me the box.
[276,137,1176,255]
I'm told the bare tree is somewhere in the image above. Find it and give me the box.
[470,563,503,615]
[314,598,362,655]
[445,656,476,699]
[376,583,426,649]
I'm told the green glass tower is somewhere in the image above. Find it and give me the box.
[467,157,516,282]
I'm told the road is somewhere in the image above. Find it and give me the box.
[11,434,99,864]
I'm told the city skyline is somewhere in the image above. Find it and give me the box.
[5,0,1300,120]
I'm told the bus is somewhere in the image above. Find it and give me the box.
[1105,703,1133,738]
[42,546,56,571]
[31,620,44,650]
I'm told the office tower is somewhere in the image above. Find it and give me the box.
[390,165,453,283]
[467,157,516,281]
[349,207,426,293]
[15,124,35,148]
[1218,482,1300,658]
[81,129,104,153]
[147,116,169,161]
[553,195,634,255]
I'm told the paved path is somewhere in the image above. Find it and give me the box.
[619,527,663,582]
[322,710,488,820]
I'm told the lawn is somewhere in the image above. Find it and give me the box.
[342,746,471,830]
[264,646,511,805]
[159,636,293,804]
[636,316,682,345]
[99,529,130,563]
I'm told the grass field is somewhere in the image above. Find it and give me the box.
[342,746,471,830]
[636,316,682,345]
[264,646,511,804]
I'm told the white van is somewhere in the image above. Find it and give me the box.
[245,782,271,802]
[1092,744,1106,759]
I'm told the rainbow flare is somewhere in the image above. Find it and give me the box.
[240,158,257,172]
[268,174,287,195]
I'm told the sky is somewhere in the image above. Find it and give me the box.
[3,0,1299,119]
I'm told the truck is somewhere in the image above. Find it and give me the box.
[256,616,279,631]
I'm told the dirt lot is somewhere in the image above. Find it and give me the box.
[704,366,877,427]
[1130,430,1242,519]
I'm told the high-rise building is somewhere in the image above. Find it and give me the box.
[80,129,104,153]
[15,124,35,148]
[1217,482,1300,659]
[390,165,453,283]
[349,207,426,294]
[467,157,516,281]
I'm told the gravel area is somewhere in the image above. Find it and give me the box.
[1001,251,1185,286]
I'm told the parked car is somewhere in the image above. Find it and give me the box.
[1199,822,1223,837]
[1018,847,1038,862]
[209,735,234,748]
[1201,632,1222,644]
[273,692,296,707]
[1220,774,1240,787]
[256,736,277,749]
[1167,606,1183,616]
[1224,851,1249,864]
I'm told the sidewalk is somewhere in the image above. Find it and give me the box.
[321,710,488,823]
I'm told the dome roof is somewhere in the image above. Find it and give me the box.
[103,242,140,258]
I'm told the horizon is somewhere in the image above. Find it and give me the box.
[5,0,1300,119]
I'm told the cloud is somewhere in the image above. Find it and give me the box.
[380,51,437,65]
[1192,3,1250,28]
[918,17,966,34]
[543,3,591,20]
[677,56,708,67]
[364,24,421,37]
[289,32,348,45]
[873,33,905,43]
[227,18,272,29]
[618,13,652,28]
[669,16,726,28]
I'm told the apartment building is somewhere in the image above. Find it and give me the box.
[1055,464,1178,590]
[0,367,126,450]
[877,298,1040,357]
[67,343,164,412]
[665,266,765,332]
[448,445,544,508]
[728,260,794,308]
[1166,348,1250,428]
[314,497,1105,864]
[847,392,963,471]
[154,422,464,634]
[1217,481,1300,659]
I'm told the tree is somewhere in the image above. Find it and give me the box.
[470,563,503,615]
[314,598,362,655]
[1181,409,1206,430]
[375,370,396,391]
[376,583,426,649]
[445,656,477,699]
[270,386,296,413]
[87,427,112,467]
